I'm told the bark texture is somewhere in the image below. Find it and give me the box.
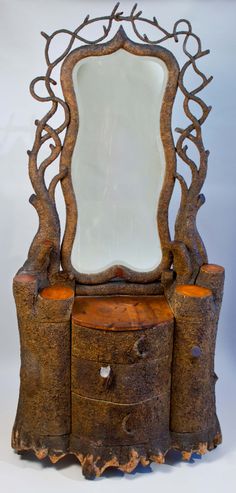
[169,264,225,454]
[70,295,174,477]
[12,276,74,461]
[12,265,224,479]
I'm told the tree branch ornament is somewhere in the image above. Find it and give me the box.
[22,2,212,283]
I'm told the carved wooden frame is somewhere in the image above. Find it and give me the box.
[60,28,179,284]
[20,2,212,289]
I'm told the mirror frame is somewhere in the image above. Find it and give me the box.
[60,27,179,284]
[22,4,212,292]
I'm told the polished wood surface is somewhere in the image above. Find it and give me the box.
[72,295,173,331]
[201,263,225,274]
[175,284,212,298]
[40,284,74,300]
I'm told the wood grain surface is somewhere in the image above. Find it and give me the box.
[72,295,173,330]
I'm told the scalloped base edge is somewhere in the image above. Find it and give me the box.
[12,428,222,479]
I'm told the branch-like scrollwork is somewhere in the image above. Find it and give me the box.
[22,2,212,282]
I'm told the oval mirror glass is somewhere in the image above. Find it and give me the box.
[70,49,169,274]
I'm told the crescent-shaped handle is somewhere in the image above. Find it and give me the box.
[122,414,134,435]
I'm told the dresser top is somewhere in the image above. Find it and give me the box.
[72,295,173,331]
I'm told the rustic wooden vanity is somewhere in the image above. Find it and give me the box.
[12,3,224,480]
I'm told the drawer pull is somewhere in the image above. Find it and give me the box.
[100,365,111,378]
[133,336,148,358]
[99,365,114,389]
[191,346,202,358]
[122,414,134,436]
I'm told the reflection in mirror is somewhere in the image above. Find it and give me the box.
[71,49,168,274]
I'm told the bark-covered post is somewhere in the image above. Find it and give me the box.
[12,276,74,463]
[170,269,224,456]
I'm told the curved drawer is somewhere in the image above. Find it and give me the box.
[71,354,172,404]
[72,392,171,445]
[72,321,174,364]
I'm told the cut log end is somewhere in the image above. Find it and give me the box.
[14,273,37,283]
[200,264,225,274]
[175,284,212,298]
[40,284,74,300]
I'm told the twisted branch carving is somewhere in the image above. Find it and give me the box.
[22,2,212,281]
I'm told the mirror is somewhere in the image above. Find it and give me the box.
[70,49,168,274]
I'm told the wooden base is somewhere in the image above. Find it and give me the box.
[13,429,222,479]
[12,265,225,480]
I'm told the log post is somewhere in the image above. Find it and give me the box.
[170,281,223,455]
[196,264,225,314]
[12,277,74,463]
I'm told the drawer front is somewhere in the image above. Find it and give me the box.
[71,354,172,404]
[71,392,170,445]
[72,321,174,364]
